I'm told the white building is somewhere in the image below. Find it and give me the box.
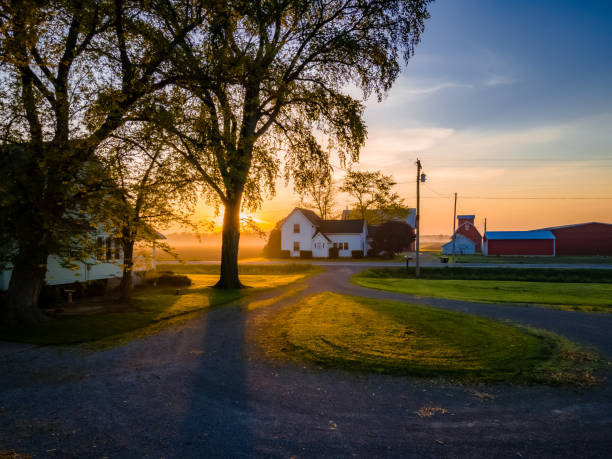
[0,234,124,291]
[281,208,368,258]
[442,234,477,255]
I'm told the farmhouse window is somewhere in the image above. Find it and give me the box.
[343,242,349,250]
[293,223,300,233]
[96,237,105,260]
[293,241,300,252]
[106,238,113,261]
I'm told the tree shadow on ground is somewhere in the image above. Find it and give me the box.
[178,288,253,457]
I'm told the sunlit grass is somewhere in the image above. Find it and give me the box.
[0,274,311,347]
[264,292,602,384]
[352,274,612,313]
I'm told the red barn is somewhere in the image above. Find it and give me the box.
[538,222,612,256]
[455,215,483,252]
[483,230,556,256]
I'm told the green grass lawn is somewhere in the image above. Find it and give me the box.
[264,292,601,384]
[455,254,612,264]
[352,271,612,313]
[0,273,311,347]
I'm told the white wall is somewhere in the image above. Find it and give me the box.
[312,233,329,257]
[442,235,476,255]
[0,254,123,290]
[328,234,363,257]
[281,210,317,257]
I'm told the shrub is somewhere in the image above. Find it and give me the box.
[279,250,291,258]
[300,250,313,259]
[351,250,364,259]
[262,224,282,258]
[156,274,192,287]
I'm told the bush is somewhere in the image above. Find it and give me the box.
[156,274,192,287]
[300,250,313,259]
[279,250,291,258]
[328,247,339,259]
[351,250,364,259]
[262,225,282,258]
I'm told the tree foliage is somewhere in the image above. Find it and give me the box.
[148,0,432,288]
[340,170,406,223]
[371,220,415,255]
[294,167,338,220]
[0,0,207,323]
[98,124,198,299]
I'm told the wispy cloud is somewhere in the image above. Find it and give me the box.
[401,81,473,95]
[484,74,516,86]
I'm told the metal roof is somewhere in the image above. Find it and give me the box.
[538,221,612,231]
[484,230,555,240]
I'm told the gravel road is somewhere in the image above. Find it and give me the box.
[1,266,611,458]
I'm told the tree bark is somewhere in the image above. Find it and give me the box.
[214,199,245,289]
[119,238,135,300]
[1,248,48,326]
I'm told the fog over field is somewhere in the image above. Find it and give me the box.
[139,232,451,262]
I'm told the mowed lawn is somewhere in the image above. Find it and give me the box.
[353,273,612,313]
[0,268,315,347]
[265,292,600,384]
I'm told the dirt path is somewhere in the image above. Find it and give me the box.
[1,267,611,458]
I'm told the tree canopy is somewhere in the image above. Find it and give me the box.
[147,0,432,287]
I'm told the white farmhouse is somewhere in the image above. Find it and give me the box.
[0,233,123,291]
[281,208,367,258]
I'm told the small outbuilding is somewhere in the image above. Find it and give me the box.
[442,214,482,254]
[442,234,477,255]
[483,230,556,256]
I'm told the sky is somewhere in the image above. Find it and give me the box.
[198,0,612,235]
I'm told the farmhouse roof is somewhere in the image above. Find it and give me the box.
[295,208,321,225]
[484,230,555,240]
[319,219,364,234]
[312,230,332,242]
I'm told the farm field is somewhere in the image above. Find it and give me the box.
[264,292,600,384]
[353,269,612,313]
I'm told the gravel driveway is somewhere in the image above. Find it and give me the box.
[1,266,611,458]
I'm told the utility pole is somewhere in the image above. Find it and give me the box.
[451,192,457,263]
[415,159,424,277]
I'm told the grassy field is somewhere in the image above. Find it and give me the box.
[455,254,612,264]
[264,292,601,384]
[0,273,311,347]
[358,266,612,283]
[353,270,612,313]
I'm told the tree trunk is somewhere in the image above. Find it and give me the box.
[119,239,135,300]
[214,199,245,289]
[1,249,48,326]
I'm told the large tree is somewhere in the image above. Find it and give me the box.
[99,124,197,300]
[153,0,432,288]
[293,166,338,220]
[0,0,207,324]
[340,169,407,223]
